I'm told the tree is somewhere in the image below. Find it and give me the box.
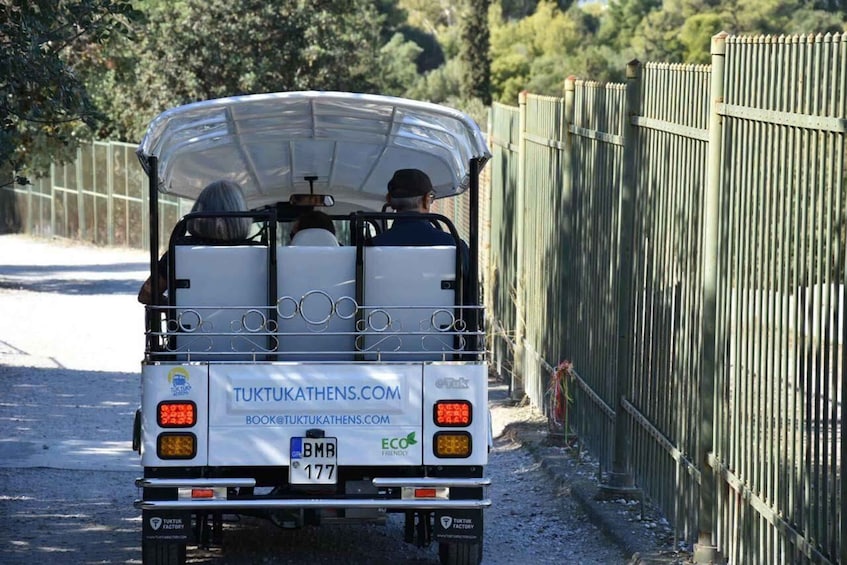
[490,0,597,103]
[460,0,492,105]
[87,0,400,142]
[375,33,424,96]
[0,0,139,173]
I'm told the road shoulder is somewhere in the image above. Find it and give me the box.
[491,393,692,565]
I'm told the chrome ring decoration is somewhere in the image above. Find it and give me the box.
[276,296,299,320]
[430,309,456,332]
[366,309,392,332]
[177,309,202,333]
[240,309,268,333]
[299,290,334,326]
[335,295,358,320]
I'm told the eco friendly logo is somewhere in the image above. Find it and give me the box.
[381,432,417,456]
[149,517,163,531]
[167,367,192,396]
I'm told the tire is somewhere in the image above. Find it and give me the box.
[142,540,186,565]
[438,541,482,565]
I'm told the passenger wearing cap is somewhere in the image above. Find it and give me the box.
[371,168,464,247]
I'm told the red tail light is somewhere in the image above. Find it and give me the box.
[158,401,196,427]
[434,400,472,426]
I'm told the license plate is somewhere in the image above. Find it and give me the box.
[289,437,337,485]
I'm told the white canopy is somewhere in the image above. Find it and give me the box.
[137,91,491,213]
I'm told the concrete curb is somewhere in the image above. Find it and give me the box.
[502,418,691,564]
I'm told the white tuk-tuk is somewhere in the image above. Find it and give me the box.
[133,91,491,565]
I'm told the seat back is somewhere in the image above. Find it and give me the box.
[172,245,269,360]
[276,246,357,360]
[361,246,459,361]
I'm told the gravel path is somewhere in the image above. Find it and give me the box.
[0,234,631,564]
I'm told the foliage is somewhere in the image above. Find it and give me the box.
[8,0,846,167]
[0,0,140,174]
[375,33,425,96]
[490,1,603,103]
[82,0,425,142]
[398,0,460,34]
[608,0,846,64]
[460,0,493,105]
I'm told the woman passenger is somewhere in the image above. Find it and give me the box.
[138,179,251,304]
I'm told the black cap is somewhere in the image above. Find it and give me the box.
[387,169,433,198]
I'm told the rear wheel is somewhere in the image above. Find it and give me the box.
[438,541,482,565]
[142,541,186,565]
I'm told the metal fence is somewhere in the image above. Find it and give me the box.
[1,141,192,249]
[487,32,846,564]
[0,140,482,258]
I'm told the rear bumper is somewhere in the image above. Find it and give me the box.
[135,476,491,511]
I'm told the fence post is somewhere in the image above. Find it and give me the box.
[76,145,84,240]
[512,90,528,399]
[107,143,114,246]
[599,59,642,497]
[561,77,575,366]
[693,31,728,565]
[49,163,56,237]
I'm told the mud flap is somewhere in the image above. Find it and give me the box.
[142,510,190,543]
[433,509,483,543]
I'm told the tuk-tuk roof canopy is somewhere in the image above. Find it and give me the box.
[137,91,491,212]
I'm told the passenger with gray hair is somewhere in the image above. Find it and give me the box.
[138,179,251,304]
[185,179,252,241]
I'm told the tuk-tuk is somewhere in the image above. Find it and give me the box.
[133,91,491,565]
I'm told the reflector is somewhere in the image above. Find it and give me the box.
[191,488,214,499]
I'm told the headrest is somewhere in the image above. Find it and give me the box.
[290,228,340,246]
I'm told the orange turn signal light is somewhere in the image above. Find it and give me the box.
[158,401,196,427]
[157,433,196,459]
[433,432,472,458]
[434,400,472,427]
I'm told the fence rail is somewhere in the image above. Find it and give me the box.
[487,32,846,564]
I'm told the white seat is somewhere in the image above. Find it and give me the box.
[276,246,356,360]
[362,246,459,361]
[172,245,269,360]
[290,228,339,246]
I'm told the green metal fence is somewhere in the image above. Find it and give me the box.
[1,138,480,257]
[488,102,522,392]
[1,141,192,249]
[487,32,846,564]
[713,33,846,564]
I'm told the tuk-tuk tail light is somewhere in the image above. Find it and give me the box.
[434,400,472,426]
[433,431,472,458]
[158,401,196,427]
[157,433,196,459]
